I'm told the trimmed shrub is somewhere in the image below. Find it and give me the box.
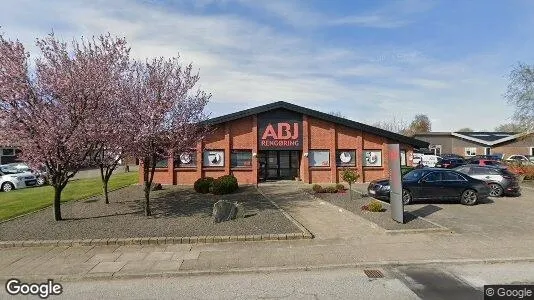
[367,200,383,212]
[210,175,239,195]
[312,184,323,193]
[194,177,215,194]
[322,186,338,193]
[335,183,346,192]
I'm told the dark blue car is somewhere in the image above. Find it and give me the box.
[367,168,491,205]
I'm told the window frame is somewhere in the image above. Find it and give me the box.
[429,145,442,156]
[422,171,441,182]
[362,150,383,167]
[335,150,356,167]
[309,150,330,167]
[231,150,253,168]
[1,148,15,156]
[174,150,197,168]
[203,149,225,167]
[464,147,477,156]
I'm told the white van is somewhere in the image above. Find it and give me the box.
[412,153,441,167]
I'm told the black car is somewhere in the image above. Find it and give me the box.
[435,158,466,169]
[367,168,491,205]
[454,165,520,196]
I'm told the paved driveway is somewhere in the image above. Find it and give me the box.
[404,186,534,239]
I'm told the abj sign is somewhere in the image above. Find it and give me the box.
[258,110,303,150]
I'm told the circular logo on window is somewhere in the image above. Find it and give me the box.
[180,153,192,164]
[339,152,352,163]
[208,153,221,164]
[365,152,378,164]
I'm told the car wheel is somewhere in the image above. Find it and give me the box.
[488,183,503,197]
[402,189,412,205]
[460,189,478,205]
[36,177,46,186]
[1,182,14,192]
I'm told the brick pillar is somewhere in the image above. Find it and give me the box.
[224,122,231,175]
[196,141,203,179]
[252,115,258,184]
[302,115,310,183]
[330,124,337,183]
[167,150,174,185]
[383,138,389,178]
[357,131,364,183]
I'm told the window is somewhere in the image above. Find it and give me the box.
[203,150,224,167]
[155,159,168,168]
[429,145,442,156]
[231,150,252,168]
[423,172,441,182]
[363,150,382,167]
[2,148,15,156]
[174,150,196,168]
[455,166,470,174]
[465,147,477,156]
[530,147,534,156]
[484,147,491,155]
[336,150,356,167]
[442,172,465,181]
[309,150,330,167]
[400,150,407,166]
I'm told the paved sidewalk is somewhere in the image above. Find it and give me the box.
[1,183,534,282]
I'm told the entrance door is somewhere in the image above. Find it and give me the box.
[261,150,300,180]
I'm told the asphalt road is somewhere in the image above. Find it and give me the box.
[3,262,534,299]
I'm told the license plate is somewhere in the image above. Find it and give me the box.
[369,190,376,194]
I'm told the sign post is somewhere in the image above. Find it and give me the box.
[388,144,404,223]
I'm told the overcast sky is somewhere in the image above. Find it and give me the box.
[2,0,533,131]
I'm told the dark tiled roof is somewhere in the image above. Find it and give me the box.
[453,132,515,142]
[203,101,429,148]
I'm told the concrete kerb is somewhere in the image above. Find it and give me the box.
[4,256,534,283]
[0,232,312,248]
[0,183,137,225]
[255,186,315,239]
[347,186,453,234]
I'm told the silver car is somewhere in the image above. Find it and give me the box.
[0,163,48,186]
[454,165,520,197]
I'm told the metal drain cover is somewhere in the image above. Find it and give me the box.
[364,269,384,278]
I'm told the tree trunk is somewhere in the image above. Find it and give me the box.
[103,181,109,204]
[53,186,63,221]
[144,183,151,216]
[349,183,352,201]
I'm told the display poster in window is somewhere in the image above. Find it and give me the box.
[258,109,303,150]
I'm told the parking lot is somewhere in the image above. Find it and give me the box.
[404,185,534,239]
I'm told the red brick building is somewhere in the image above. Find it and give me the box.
[140,101,428,185]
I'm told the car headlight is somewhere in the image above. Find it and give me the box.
[381,185,391,191]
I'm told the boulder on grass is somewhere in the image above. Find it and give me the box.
[151,183,163,191]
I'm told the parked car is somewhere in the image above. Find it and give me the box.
[0,166,38,192]
[0,163,48,186]
[454,165,520,197]
[466,159,506,168]
[468,154,504,161]
[506,155,534,164]
[435,158,466,169]
[367,168,491,205]
[412,154,441,167]
[440,153,465,160]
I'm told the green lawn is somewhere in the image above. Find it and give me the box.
[0,172,138,221]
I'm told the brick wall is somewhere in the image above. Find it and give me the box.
[140,112,415,185]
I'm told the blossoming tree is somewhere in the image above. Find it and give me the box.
[123,56,210,216]
[0,32,130,220]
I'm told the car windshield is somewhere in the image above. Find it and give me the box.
[402,169,427,180]
[0,167,22,174]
